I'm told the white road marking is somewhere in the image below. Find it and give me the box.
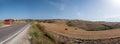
[0,24,29,44]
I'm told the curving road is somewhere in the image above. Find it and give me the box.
[0,23,29,43]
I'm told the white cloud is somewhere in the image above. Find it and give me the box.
[98,0,120,21]
[109,0,120,7]
[103,0,120,9]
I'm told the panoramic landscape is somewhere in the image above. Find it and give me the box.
[0,0,120,44]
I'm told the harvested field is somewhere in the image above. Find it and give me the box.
[40,23,120,39]
[40,23,120,44]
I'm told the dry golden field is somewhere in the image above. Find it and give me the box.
[0,21,3,26]
[13,20,26,24]
[30,20,120,44]
[40,22,120,39]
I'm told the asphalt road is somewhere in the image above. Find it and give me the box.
[0,23,29,43]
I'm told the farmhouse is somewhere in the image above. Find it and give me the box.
[4,19,14,25]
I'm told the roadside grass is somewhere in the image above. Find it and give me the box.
[0,21,3,26]
[29,24,70,44]
[29,22,73,44]
[29,23,54,44]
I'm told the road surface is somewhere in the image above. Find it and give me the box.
[0,23,29,43]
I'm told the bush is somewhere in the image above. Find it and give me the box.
[37,20,55,23]
[47,20,55,23]
[66,21,72,27]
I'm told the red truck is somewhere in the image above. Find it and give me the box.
[4,19,14,25]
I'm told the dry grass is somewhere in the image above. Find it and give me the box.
[29,22,72,44]
[28,19,120,44]
[0,21,3,26]
[29,23,54,44]
[31,19,120,31]
[13,20,26,24]
[40,23,120,39]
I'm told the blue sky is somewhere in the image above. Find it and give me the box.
[0,0,120,22]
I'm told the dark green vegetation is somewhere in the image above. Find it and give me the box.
[41,20,55,23]
[66,20,120,31]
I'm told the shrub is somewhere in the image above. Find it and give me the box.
[47,20,55,23]
[66,21,72,27]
